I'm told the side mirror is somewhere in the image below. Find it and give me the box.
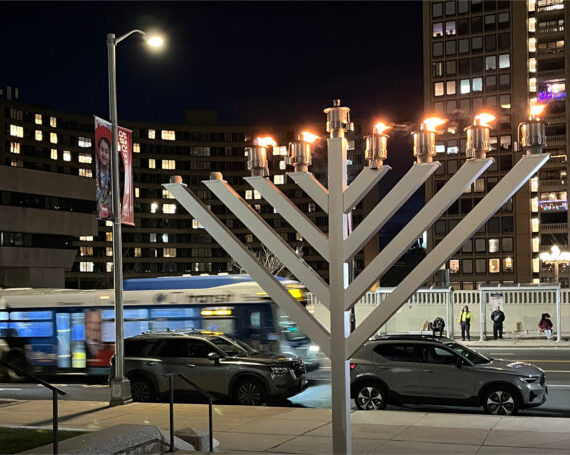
[455,357,465,368]
[208,352,220,363]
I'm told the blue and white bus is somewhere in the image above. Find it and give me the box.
[0,275,320,379]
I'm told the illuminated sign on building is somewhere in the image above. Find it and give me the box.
[538,81,566,102]
[539,191,568,211]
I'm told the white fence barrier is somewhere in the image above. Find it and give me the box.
[306,286,569,340]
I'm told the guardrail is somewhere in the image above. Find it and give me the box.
[0,358,66,455]
[163,373,214,453]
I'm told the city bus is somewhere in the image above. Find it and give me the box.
[0,275,320,379]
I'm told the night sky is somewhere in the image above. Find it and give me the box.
[1,1,425,220]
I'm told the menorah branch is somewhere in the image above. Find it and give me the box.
[288,172,329,213]
[343,166,390,213]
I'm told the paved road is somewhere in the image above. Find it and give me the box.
[0,347,568,416]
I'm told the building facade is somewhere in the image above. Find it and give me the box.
[423,0,569,288]
[1,92,371,289]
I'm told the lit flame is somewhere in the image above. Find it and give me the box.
[300,132,320,143]
[474,113,496,127]
[422,117,446,132]
[374,122,391,135]
[530,104,546,119]
[254,136,277,147]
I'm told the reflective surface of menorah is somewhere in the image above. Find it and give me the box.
[165,100,549,454]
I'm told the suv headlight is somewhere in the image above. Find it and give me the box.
[271,366,291,379]
[519,376,539,384]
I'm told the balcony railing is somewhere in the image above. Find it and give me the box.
[540,222,568,231]
[540,178,566,188]
[537,69,565,79]
[548,134,566,145]
[545,112,566,123]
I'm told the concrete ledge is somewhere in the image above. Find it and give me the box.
[22,424,196,454]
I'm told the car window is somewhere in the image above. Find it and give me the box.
[373,343,419,362]
[423,345,459,365]
[446,342,490,364]
[209,336,249,356]
[186,339,215,358]
[124,339,153,357]
[154,340,191,358]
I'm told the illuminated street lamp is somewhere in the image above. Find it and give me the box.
[107,29,164,406]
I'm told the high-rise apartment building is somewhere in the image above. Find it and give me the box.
[0,92,371,289]
[423,0,569,288]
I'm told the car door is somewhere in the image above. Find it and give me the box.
[371,343,424,396]
[420,344,475,400]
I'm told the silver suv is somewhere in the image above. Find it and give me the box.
[114,330,308,405]
[350,335,547,415]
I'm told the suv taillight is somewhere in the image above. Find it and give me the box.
[350,363,357,370]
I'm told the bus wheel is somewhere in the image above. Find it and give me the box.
[4,352,26,382]
[130,377,157,402]
[235,378,266,406]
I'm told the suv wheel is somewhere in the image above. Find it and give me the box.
[4,352,26,382]
[354,381,388,410]
[235,378,266,406]
[483,386,519,415]
[130,377,157,402]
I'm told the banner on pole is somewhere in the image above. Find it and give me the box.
[94,116,134,225]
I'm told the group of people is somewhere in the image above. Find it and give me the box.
[430,305,555,341]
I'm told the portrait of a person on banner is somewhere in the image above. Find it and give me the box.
[94,119,113,220]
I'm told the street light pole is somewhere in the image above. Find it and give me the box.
[106,30,164,406]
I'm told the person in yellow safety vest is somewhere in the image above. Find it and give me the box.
[458,305,473,341]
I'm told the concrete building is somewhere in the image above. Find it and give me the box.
[423,0,569,288]
[1,91,371,289]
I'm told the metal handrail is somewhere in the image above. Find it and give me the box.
[163,372,215,453]
[0,358,66,455]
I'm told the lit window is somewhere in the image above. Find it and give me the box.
[50,133,58,144]
[80,262,94,272]
[489,258,500,273]
[489,238,499,253]
[162,188,175,199]
[50,149,58,160]
[106,221,113,227]
[296,232,303,241]
[531,217,539,232]
[192,219,203,229]
[308,203,316,213]
[80,247,93,256]
[151,202,159,213]
[445,21,456,36]
[162,160,176,170]
[134,248,142,258]
[80,236,93,241]
[474,178,485,192]
[279,160,286,170]
[78,137,92,148]
[530,177,539,192]
[246,234,254,243]
[79,153,92,164]
[531,197,539,212]
[504,257,514,272]
[245,190,253,200]
[34,130,42,141]
[161,130,176,141]
[133,143,140,153]
[10,142,20,154]
[433,22,444,37]
[460,79,470,94]
[10,125,23,138]
[472,77,483,92]
[10,159,23,167]
[529,78,537,92]
[163,203,176,214]
[533,258,540,273]
[106,232,113,242]
[35,113,42,125]
[274,175,285,185]
[529,17,536,32]
[532,237,540,253]
[135,187,140,198]
[106,247,113,257]
[162,233,169,243]
[164,248,177,258]
[450,259,460,273]
[63,151,71,161]
[529,0,536,12]
[434,82,444,96]
[50,117,57,128]
[500,135,511,150]
[105,263,112,273]
[485,56,496,71]
[529,38,536,52]
[148,129,156,139]
[150,233,157,243]
[254,190,261,200]
[436,144,445,154]
[446,80,456,95]
[500,94,511,109]
[149,159,156,169]
[79,168,92,177]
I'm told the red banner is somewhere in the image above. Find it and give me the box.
[94,116,134,225]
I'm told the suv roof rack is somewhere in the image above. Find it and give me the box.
[370,334,451,342]
[137,327,227,337]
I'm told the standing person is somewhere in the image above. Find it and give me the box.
[539,313,554,340]
[491,304,505,340]
[458,306,473,341]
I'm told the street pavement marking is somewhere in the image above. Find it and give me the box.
[547,384,570,388]
[545,370,570,373]
[0,388,22,391]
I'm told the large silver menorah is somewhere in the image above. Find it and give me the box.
[165,100,549,454]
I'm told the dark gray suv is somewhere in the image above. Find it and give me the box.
[350,335,547,415]
[114,330,308,405]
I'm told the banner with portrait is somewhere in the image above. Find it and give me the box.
[93,116,134,225]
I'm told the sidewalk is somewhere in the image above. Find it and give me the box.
[460,338,570,348]
[2,399,570,454]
